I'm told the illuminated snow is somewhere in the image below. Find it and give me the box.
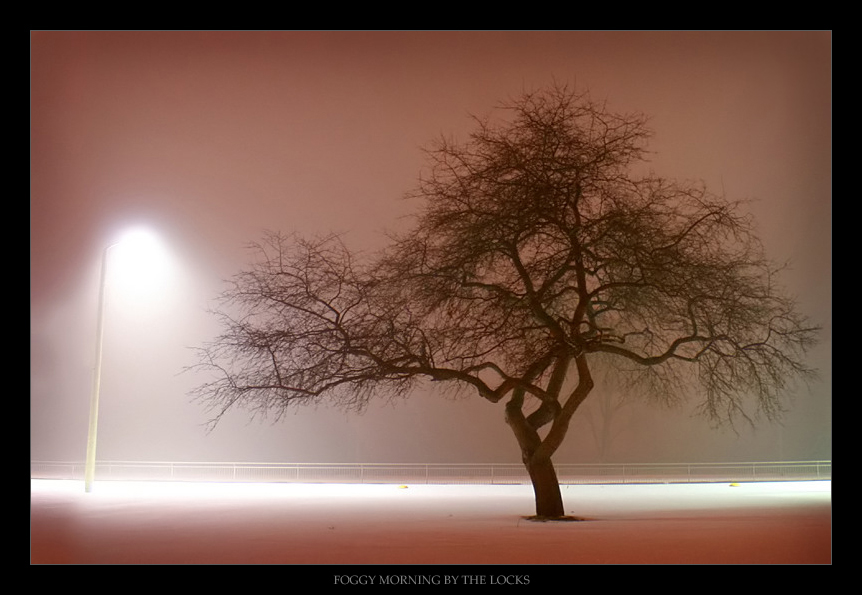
[31,479,831,564]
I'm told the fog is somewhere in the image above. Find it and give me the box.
[30,31,831,467]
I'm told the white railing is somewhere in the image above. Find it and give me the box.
[30,460,831,485]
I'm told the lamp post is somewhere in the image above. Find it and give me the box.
[84,244,111,492]
[83,228,171,492]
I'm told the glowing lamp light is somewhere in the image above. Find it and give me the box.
[107,228,175,304]
[84,226,174,493]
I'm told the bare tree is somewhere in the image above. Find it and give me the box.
[192,85,819,519]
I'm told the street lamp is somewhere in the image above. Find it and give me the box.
[84,228,172,492]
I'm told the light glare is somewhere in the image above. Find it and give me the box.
[108,228,175,304]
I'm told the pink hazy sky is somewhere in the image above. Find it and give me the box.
[30,31,831,465]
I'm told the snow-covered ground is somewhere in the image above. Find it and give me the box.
[31,479,831,565]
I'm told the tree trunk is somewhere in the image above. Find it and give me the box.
[526,455,565,518]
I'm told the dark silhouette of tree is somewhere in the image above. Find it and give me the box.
[192,85,819,519]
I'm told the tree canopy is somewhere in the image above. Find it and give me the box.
[192,85,818,517]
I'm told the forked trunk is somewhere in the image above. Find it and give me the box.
[526,455,565,518]
[506,353,593,519]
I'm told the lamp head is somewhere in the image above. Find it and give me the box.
[107,227,175,304]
